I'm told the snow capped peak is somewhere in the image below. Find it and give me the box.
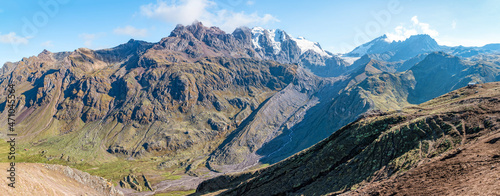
[348,34,392,57]
[250,27,330,57]
[251,27,288,54]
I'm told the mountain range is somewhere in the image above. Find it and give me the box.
[0,21,499,195]
[346,34,500,61]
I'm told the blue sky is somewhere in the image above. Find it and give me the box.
[1,0,499,65]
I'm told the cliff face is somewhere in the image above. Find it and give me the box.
[195,82,500,195]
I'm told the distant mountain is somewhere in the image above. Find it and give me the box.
[408,51,500,103]
[346,34,442,61]
[447,44,500,58]
[346,33,500,62]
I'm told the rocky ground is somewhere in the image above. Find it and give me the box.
[0,163,123,196]
[345,128,500,196]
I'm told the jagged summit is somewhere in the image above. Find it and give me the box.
[169,21,226,39]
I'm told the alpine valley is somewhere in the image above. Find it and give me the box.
[1,22,499,195]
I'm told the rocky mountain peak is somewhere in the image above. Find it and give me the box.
[232,26,253,45]
[37,49,54,61]
[169,21,226,40]
[406,34,434,41]
[402,34,440,50]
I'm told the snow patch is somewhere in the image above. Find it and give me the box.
[349,42,374,56]
[291,36,331,57]
[251,27,265,49]
[268,29,285,54]
[251,27,287,54]
[339,56,361,65]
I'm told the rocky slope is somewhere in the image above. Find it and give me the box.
[0,22,305,169]
[345,126,500,196]
[195,82,500,196]
[0,163,123,196]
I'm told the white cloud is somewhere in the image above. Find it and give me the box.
[211,10,279,32]
[140,0,279,32]
[0,32,30,45]
[114,26,148,37]
[246,1,255,5]
[79,33,105,48]
[386,16,439,42]
[41,40,54,48]
[452,20,457,29]
[140,0,212,25]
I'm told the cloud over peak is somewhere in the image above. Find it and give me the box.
[386,16,439,42]
[140,0,279,32]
